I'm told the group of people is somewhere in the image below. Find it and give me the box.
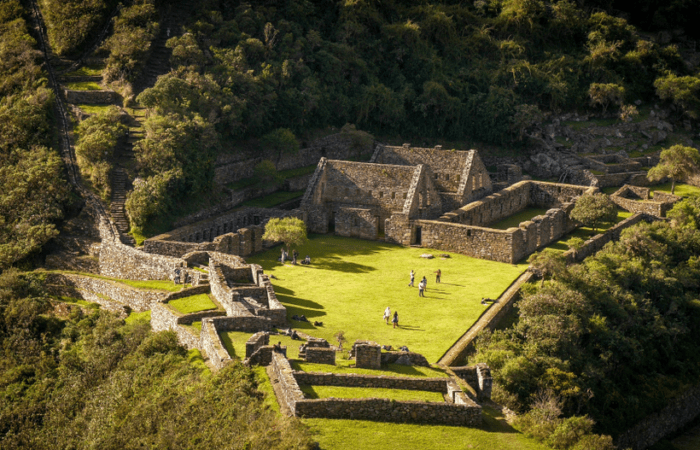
[383,306,399,328]
[408,269,441,297]
[280,248,311,265]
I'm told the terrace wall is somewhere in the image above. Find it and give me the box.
[100,240,186,281]
[611,185,679,217]
[292,372,448,392]
[64,89,116,104]
[44,273,167,312]
[294,398,482,426]
[200,320,233,370]
[246,331,270,358]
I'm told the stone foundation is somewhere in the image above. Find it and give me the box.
[304,348,336,365]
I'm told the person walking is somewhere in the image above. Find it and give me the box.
[392,311,399,328]
[435,268,441,283]
[418,279,425,297]
[383,306,391,325]
[422,276,428,292]
[408,270,415,287]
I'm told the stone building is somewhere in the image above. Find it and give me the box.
[300,144,493,239]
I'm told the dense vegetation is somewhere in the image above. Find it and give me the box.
[473,197,700,439]
[0,0,69,270]
[75,105,127,201]
[40,0,117,56]
[0,269,313,449]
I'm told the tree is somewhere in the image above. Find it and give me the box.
[253,160,283,186]
[570,193,617,233]
[261,128,299,167]
[262,217,307,253]
[654,74,700,119]
[647,144,700,194]
[527,251,567,287]
[588,83,625,114]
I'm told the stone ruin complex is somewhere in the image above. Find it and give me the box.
[301,143,598,263]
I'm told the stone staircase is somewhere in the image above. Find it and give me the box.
[132,2,192,95]
[110,167,131,237]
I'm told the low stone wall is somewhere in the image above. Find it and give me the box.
[44,273,167,312]
[200,320,232,370]
[293,372,448,392]
[294,398,482,426]
[354,341,381,369]
[64,89,117,104]
[246,331,269,358]
[245,346,274,366]
[271,351,305,414]
[594,171,652,188]
[100,240,186,281]
[163,284,211,302]
[176,310,225,325]
[150,302,206,350]
[46,283,128,316]
[304,348,336,365]
[208,315,272,333]
[381,351,430,367]
[563,213,652,264]
[611,185,679,217]
[616,384,700,450]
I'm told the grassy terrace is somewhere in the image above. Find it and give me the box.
[489,207,550,230]
[51,270,185,292]
[220,330,253,359]
[64,65,103,77]
[247,235,526,362]
[291,359,448,378]
[299,385,445,402]
[241,190,304,208]
[167,293,217,314]
[78,104,112,115]
[64,81,103,90]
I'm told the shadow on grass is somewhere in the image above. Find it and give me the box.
[482,405,519,434]
[398,324,425,331]
[438,282,466,287]
[312,256,376,273]
[277,294,325,310]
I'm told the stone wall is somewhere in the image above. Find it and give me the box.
[246,331,269,358]
[380,351,430,367]
[145,208,304,258]
[594,171,653,188]
[563,213,653,264]
[354,341,382,369]
[207,315,272,333]
[335,207,378,239]
[64,89,116,104]
[271,351,306,414]
[200,320,233,370]
[294,398,482,426]
[304,348,336,365]
[100,240,186,281]
[611,185,679,217]
[293,372,448,392]
[214,132,375,185]
[245,345,274,366]
[44,273,168,312]
[616,384,700,450]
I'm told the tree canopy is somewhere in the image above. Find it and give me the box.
[569,193,617,233]
[262,217,307,252]
[647,144,700,194]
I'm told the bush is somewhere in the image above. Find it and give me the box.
[40,0,113,56]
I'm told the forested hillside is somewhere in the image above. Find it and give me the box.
[473,197,700,441]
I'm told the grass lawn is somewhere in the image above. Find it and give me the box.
[489,207,550,230]
[65,65,103,76]
[299,385,445,402]
[168,293,217,314]
[247,235,526,362]
[220,330,253,358]
[304,406,552,450]
[78,104,112,115]
[65,81,103,90]
[241,190,304,208]
[124,310,151,325]
[53,295,100,309]
[269,332,307,359]
[291,359,448,378]
[650,182,700,198]
[544,208,633,253]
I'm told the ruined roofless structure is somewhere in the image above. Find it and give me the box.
[300,144,493,240]
[301,143,597,263]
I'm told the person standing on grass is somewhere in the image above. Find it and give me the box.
[392,311,399,328]
[418,279,425,297]
[422,276,428,292]
[383,306,391,325]
[435,268,441,283]
[408,269,415,287]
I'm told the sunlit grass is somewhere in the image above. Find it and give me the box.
[489,207,549,230]
[247,235,526,362]
[650,182,700,198]
[168,293,217,314]
[124,310,151,325]
[220,330,252,359]
[65,81,103,90]
[78,104,112,114]
[65,65,103,77]
[299,385,445,402]
[291,359,448,378]
[304,406,552,450]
